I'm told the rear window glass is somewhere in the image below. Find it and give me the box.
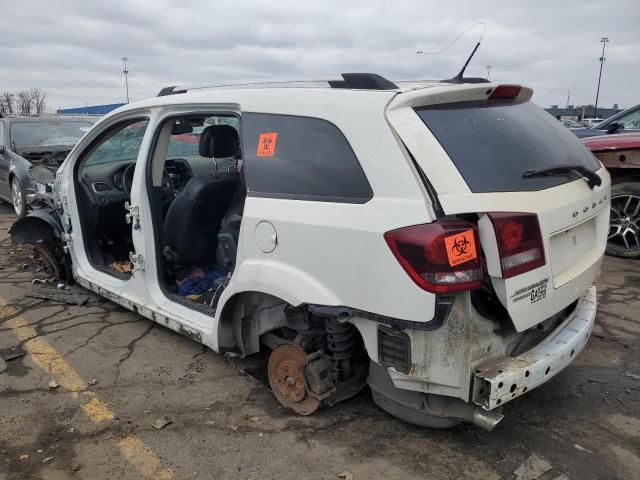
[242,113,372,203]
[415,100,601,192]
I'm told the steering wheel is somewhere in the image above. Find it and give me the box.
[122,163,175,206]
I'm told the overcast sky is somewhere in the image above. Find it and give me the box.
[0,0,638,111]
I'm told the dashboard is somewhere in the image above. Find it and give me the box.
[81,158,194,207]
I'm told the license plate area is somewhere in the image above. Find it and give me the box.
[549,215,597,288]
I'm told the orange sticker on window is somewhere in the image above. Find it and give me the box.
[444,229,477,267]
[257,132,278,157]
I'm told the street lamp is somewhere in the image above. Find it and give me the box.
[121,56,130,104]
[486,65,492,80]
[594,37,609,119]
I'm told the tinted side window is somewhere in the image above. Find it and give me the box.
[242,113,372,203]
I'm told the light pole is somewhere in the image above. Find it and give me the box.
[594,37,609,119]
[486,65,492,80]
[121,57,130,104]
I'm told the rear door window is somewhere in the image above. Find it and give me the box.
[242,113,372,203]
[415,100,601,192]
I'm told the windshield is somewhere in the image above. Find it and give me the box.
[11,121,92,150]
[415,100,601,192]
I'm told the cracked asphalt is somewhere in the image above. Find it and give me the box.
[0,202,639,480]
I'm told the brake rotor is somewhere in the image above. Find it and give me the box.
[33,244,61,279]
[267,344,320,416]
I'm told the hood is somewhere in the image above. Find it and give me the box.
[17,145,72,165]
[572,128,607,139]
[582,133,640,152]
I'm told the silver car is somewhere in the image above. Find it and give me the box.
[0,116,92,217]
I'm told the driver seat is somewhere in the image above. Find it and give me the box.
[163,125,239,264]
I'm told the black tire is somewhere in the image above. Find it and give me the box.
[10,176,26,218]
[607,182,640,259]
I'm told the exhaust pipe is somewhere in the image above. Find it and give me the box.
[471,408,504,431]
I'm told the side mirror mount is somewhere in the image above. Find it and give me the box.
[606,122,622,134]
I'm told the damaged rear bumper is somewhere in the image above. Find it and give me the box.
[472,286,597,410]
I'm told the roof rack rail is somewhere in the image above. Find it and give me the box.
[329,73,398,90]
[441,77,490,84]
[157,85,187,97]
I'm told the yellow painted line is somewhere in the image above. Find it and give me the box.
[118,436,174,480]
[1,301,173,479]
[80,396,115,423]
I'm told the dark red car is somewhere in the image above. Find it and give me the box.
[583,133,640,258]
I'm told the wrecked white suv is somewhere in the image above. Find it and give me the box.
[11,73,610,430]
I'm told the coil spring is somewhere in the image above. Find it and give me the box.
[326,318,354,360]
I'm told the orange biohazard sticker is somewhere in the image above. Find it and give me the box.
[257,132,278,157]
[444,229,477,267]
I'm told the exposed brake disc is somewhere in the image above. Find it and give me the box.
[267,344,320,416]
[33,243,61,279]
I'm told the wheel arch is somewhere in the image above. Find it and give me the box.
[216,290,292,356]
[9,210,64,244]
[606,166,640,184]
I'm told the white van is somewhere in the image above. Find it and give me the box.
[11,74,610,430]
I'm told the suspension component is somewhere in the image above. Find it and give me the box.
[326,318,355,379]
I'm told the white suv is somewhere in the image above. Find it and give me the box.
[11,73,610,430]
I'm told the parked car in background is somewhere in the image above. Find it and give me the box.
[573,104,640,138]
[580,118,603,128]
[583,133,640,258]
[560,119,583,129]
[0,116,93,217]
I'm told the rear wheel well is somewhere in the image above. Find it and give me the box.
[218,291,369,415]
[218,291,292,356]
[607,167,640,185]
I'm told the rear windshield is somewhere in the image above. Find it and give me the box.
[415,100,601,192]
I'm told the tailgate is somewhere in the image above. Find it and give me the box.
[475,181,608,331]
[387,84,610,331]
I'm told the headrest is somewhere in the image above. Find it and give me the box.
[198,124,239,158]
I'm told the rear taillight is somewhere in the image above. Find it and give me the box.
[489,84,521,99]
[384,221,482,293]
[487,213,545,279]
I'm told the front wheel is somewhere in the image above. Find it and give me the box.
[10,177,26,218]
[608,182,640,259]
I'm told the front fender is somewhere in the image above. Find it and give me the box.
[9,209,64,244]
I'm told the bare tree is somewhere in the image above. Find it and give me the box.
[17,90,32,115]
[0,91,14,114]
[29,87,47,114]
[1,88,48,116]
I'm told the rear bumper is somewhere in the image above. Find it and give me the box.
[472,286,596,410]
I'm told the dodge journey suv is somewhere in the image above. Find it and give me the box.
[11,73,610,430]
